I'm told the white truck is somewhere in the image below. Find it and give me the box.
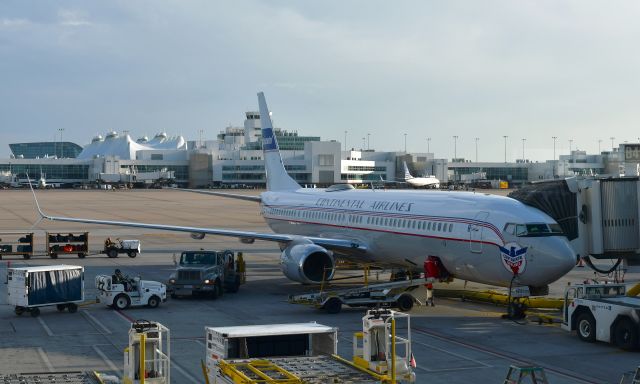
[7,265,84,317]
[95,271,167,309]
[561,282,640,350]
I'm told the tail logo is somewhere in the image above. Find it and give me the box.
[262,128,278,151]
[498,242,528,275]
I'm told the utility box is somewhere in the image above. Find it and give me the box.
[7,265,84,317]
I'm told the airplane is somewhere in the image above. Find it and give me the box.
[403,161,440,188]
[30,92,576,295]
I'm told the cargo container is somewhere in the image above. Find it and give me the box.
[7,265,84,317]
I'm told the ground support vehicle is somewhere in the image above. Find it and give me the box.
[561,282,640,350]
[46,232,88,259]
[205,308,415,383]
[95,272,166,309]
[123,320,170,384]
[167,250,245,299]
[102,239,141,258]
[7,265,84,317]
[0,232,34,260]
[288,279,423,314]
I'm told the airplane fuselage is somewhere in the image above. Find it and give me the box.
[406,177,439,188]
[261,188,575,289]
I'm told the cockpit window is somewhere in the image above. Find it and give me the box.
[503,223,565,237]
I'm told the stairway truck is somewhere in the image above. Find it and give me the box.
[561,282,640,350]
[7,265,84,317]
[95,272,166,309]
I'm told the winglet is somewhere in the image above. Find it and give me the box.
[258,92,301,191]
[27,174,48,220]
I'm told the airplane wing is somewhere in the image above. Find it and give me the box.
[177,188,261,203]
[30,186,365,254]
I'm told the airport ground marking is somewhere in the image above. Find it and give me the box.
[37,316,54,337]
[92,345,121,377]
[36,347,54,372]
[82,310,112,335]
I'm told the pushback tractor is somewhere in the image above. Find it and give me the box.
[561,282,640,350]
[95,271,167,310]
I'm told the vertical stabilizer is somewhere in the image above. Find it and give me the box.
[403,161,414,180]
[258,92,301,191]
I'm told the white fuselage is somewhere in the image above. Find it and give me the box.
[260,188,575,288]
[406,176,439,188]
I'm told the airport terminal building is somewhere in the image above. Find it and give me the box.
[2,111,639,188]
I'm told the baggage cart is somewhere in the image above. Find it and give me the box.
[7,265,84,317]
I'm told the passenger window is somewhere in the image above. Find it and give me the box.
[437,223,442,231]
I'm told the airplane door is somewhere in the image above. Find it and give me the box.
[469,211,489,253]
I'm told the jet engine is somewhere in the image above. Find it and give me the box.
[190,232,205,240]
[280,242,335,284]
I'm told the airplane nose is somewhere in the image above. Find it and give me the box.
[521,237,576,286]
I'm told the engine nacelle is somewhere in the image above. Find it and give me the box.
[280,243,335,284]
[190,232,206,240]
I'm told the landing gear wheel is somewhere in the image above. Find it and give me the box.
[30,307,40,317]
[324,298,342,314]
[107,249,118,258]
[127,251,137,258]
[396,294,414,312]
[23,254,30,260]
[577,312,596,342]
[67,303,78,313]
[78,253,86,258]
[613,318,638,350]
[114,294,131,310]
[50,253,58,259]
[56,304,67,312]
[15,306,25,316]
[148,296,160,308]
[170,293,177,299]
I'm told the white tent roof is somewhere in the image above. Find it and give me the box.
[78,132,186,160]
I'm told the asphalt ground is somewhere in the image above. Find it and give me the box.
[0,188,638,384]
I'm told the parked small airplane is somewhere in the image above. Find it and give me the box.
[403,161,440,188]
[30,93,576,294]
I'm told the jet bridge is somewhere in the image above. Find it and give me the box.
[509,177,640,269]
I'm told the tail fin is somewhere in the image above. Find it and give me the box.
[258,92,301,191]
[403,161,414,180]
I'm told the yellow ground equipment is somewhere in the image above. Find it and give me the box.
[205,309,415,383]
[123,320,170,384]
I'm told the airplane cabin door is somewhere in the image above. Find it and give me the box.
[469,211,489,253]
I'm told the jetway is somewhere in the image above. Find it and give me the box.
[510,176,640,268]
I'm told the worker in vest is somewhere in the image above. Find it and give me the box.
[424,256,440,307]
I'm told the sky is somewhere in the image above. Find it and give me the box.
[1,1,640,161]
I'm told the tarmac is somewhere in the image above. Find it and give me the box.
[0,188,638,384]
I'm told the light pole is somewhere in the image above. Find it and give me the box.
[404,133,407,153]
[521,138,526,161]
[475,137,479,162]
[199,129,204,148]
[503,135,508,163]
[453,135,458,161]
[552,136,557,160]
[57,128,65,158]
[610,136,615,150]
[344,130,347,152]
[362,137,366,150]
[598,139,602,153]
[568,139,573,164]
[367,133,370,150]
[427,138,431,153]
